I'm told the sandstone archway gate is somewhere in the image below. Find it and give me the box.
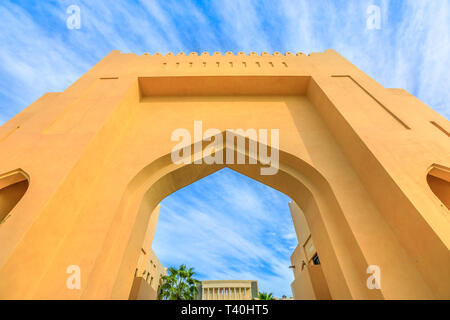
[0,50,448,299]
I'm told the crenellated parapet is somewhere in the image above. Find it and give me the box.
[100,49,348,76]
[141,50,323,57]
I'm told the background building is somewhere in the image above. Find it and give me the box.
[289,201,331,300]
[197,280,258,300]
[129,206,166,300]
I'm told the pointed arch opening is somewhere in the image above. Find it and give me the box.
[0,169,29,225]
[427,164,450,210]
[83,131,377,300]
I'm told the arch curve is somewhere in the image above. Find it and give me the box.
[83,132,378,300]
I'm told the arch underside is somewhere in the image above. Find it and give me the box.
[84,135,383,300]
[72,91,447,300]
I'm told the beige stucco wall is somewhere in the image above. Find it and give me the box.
[129,248,166,300]
[128,277,158,300]
[289,201,311,246]
[0,50,448,300]
[0,181,28,224]
[290,244,315,300]
[290,243,331,300]
[130,205,166,299]
[289,200,341,300]
[308,264,331,300]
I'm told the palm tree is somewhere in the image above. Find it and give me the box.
[158,264,200,300]
[257,292,275,300]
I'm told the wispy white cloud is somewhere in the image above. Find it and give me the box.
[0,1,91,118]
[392,1,450,118]
[211,0,272,53]
[153,168,296,297]
[0,0,448,123]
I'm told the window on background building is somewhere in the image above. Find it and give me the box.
[312,254,321,265]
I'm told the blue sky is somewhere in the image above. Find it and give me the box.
[0,0,449,298]
[0,0,449,124]
[153,168,296,298]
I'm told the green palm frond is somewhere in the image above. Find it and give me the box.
[258,292,275,300]
[158,264,200,300]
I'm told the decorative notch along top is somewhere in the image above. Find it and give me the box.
[144,51,308,57]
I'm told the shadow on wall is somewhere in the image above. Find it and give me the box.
[0,169,29,225]
[427,164,450,210]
